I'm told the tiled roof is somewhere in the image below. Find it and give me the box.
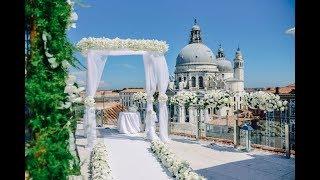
[120,88,145,93]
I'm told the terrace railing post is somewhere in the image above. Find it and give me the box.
[234,113,240,147]
[285,123,291,158]
[196,106,201,141]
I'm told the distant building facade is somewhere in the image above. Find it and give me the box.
[168,20,246,126]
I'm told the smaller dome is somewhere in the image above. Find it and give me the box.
[216,58,233,73]
[192,25,200,31]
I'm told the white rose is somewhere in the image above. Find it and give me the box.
[71,12,78,21]
[62,60,70,69]
[48,57,59,68]
[65,75,76,85]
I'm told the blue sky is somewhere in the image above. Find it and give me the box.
[68,0,295,89]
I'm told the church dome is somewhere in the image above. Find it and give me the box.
[215,44,233,73]
[216,58,233,73]
[176,43,216,66]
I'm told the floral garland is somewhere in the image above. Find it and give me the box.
[58,75,85,109]
[66,0,78,29]
[84,96,95,107]
[158,93,168,103]
[42,31,72,69]
[169,91,198,107]
[151,141,206,180]
[244,91,288,112]
[76,37,169,55]
[132,92,147,104]
[199,90,233,110]
[89,142,114,180]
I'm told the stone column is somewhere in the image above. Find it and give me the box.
[200,109,204,122]
[178,106,185,123]
[204,108,209,123]
[234,114,240,147]
[189,106,195,124]
[196,75,199,89]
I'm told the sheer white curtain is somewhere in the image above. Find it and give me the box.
[83,50,170,149]
[84,50,108,150]
[153,54,170,142]
[143,53,159,140]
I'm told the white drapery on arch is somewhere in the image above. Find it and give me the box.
[83,49,170,150]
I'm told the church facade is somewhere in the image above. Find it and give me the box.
[168,20,246,125]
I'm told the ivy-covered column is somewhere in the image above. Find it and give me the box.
[25,0,82,179]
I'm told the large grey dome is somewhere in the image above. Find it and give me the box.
[176,43,216,66]
[216,58,233,73]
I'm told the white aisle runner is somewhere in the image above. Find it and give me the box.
[101,127,172,180]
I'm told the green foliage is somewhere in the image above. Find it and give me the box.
[25,0,81,179]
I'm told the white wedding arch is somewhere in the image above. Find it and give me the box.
[76,37,170,150]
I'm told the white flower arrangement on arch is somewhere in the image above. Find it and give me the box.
[150,140,206,180]
[89,142,114,180]
[244,91,288,112]
[76,37,169,56]
[158,93,168,103]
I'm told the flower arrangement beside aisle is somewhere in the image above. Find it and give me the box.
[150,140,206,180]
[89,142,114,180]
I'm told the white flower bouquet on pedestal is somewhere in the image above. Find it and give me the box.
[169,91,198,107]
[244,91,288,112]
[202,90,233,110]
[132,92,147,104]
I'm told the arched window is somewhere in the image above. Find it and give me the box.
[178,77,182,82]
[234,97,236,101]
[208,108,211,114]
[191,76,196,87]
[184,77,186,81]
[199,76,204,89]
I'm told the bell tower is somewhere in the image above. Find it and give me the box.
[234,46,244,81]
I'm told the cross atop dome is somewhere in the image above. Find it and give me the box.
[194,18,197,25]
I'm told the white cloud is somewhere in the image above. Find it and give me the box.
[115,63,136,69]
[285,27,295,36]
